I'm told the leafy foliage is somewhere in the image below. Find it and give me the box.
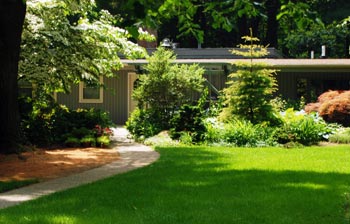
[20,0,149,98]
[21,101,113,146]
[274,109,331,145]
[203,117,276,147]
[281,22,349,58]
[133,47,205,113]
[127,47,206,140]
[169,104,206,143]
[222,120,273,147]
[125,108,165,141]
[328,128,350,144]
[305,90,350,126]
[220,29,279,125]
[98,0,350,56]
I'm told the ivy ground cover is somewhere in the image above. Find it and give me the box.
[1,146,350,224]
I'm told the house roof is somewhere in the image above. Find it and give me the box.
[122,57,350,72]
[145,48,282,59]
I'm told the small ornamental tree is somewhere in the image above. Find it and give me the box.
[220,28,279,125]
[305,90,350,126]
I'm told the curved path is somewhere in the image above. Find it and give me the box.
[0,127,159,209]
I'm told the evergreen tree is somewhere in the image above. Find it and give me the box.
[220,28,279,125]
[133,47,205,117]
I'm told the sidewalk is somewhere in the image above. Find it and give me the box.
[0,127,159,209]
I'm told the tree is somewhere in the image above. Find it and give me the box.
[133,47,205,117]
[95,0,161,29]
[126,47,205,139]
[20,0,151,100]
[156,0,267,47]
[96,0,270,48]
[98,0,350,55]
[220,29,279,125]
[0,0,26,153]
[0,0,152,153]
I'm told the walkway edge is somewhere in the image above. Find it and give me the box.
[0,143,159,209]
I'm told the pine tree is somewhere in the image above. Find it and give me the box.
[220,28,279,125]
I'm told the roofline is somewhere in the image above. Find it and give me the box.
[121,58,350,72]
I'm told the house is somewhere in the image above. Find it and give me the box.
[53,48,350,124]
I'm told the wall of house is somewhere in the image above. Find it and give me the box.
[55,65,350,125]
[277,71,350,102]
[57,69,132,125]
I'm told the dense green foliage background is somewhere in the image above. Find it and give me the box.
[96,0,350,58]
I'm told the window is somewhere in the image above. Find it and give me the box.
[79,77,103,103]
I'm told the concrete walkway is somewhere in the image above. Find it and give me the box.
[0,127,159,209]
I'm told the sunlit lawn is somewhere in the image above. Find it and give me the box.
[1,145,350,224]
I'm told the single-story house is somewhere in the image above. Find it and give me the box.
[50,48,350,124]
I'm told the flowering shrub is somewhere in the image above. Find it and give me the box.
[22,103,114,146]
[94,125,113,137]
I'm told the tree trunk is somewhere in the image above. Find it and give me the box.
[0,0,26,154]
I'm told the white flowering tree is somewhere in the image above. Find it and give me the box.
[0,0,153,153]
[20,0,152,97]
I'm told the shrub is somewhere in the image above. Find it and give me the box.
[271,96,306,112]
[132,47,205,116]
[305,90,350,127]
[144,131,178,146]
[64,137,80,147]
[93,125,113,137]
[22,103,114,146]
[80,135,96,147]
[203,117,224,143]
[328,128,350,144]
[97,135,111,148]
[71,127,93,139]
[169,104,206,143]
[203,117,276,147]
[125,108,165,140]
[127,47,206,141]
[222,120,276,147]
[275,109,330,145]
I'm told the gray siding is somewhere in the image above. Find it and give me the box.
[56,65,350,125]
[57,70,130,124]
[276,71,350,100]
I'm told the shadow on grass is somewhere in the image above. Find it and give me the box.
[0,146,349,224]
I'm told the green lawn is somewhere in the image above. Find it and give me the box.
[1,146,350,224]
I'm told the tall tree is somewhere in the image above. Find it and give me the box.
[0,0,26,153]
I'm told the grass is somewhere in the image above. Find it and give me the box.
[1,145,350,224]
[0,179,38,193]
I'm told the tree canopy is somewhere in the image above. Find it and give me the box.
[96,0,350,58]
[20,0,152,99]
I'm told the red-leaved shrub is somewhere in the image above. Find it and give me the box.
[304,90,350,126]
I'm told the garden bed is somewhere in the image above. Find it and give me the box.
[0,147,119,182]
